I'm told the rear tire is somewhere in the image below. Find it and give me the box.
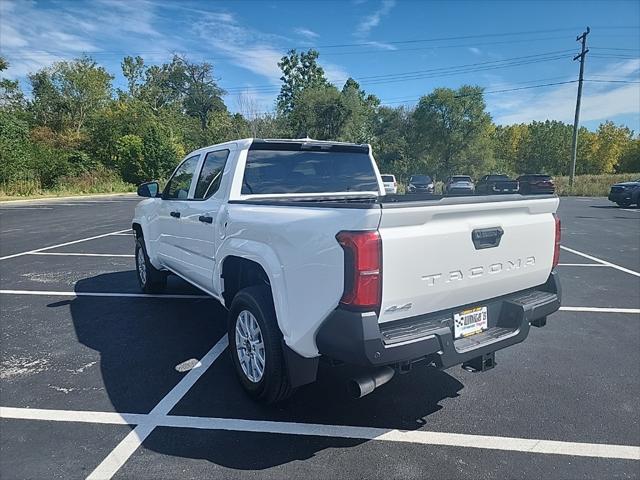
[135,237,167,294]
[617,201,631,208]
[228,285,293,404]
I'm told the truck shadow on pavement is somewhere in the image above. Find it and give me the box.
[62,271,465,471]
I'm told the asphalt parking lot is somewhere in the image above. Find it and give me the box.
[1,194,639,479]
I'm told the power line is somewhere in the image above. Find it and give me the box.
[590,47,640,51]
[584,79,640,84]
[224,51,574,94]
[378,80,579,105]
[302,28,588,50]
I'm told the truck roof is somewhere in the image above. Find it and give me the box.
[190,138,370,155]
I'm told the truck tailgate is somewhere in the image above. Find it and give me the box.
[377,196,559,324]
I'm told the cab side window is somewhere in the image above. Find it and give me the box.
[164,155,200,199]
[194,150,230,199]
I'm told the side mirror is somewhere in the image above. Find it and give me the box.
[137,181,159,198]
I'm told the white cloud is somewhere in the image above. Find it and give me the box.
[294,28,319,39]
[0,0,172,79]
[365,41,397,51]
[194,13,349,89]
[355,0,396,38]
[324,63,350,86]
[468,47,482,56]
[490,60,640,126]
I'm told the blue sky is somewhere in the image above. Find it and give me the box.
[1,0,639,131]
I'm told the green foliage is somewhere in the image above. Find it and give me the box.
[116,134,145,184]
[29,56,113,134]
[288,86,348,139]
[1,49,638,199]
[413,86,494,178]
[618,139,640,173]
[277,49,329,115]
[0,110,31,182]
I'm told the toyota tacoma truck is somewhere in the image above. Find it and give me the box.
[132,138,562,403]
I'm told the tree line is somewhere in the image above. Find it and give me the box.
[1,50,638,194]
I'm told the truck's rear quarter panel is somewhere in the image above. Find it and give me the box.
[222,202,382,356]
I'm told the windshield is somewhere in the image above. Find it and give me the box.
[410,175,432,184]
[242,149,379,195]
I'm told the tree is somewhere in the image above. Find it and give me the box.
[288,86,348,139]
[413,86,493,178]
[617,139,640,173]
[167,55,226,131]
[116,134,145,184]
[517,121,572,175]
[371,106,414,180]
[591,121,633,174]
[0,58,26,112]
[29,56,113,135]
[277,49,329,115]
[340,78,380,143]
[121,56,145,98]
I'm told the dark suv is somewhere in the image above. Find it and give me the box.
[517,174,555,194]
[407,174,434,194]
[608,179,640,207]
[475,174,519,195]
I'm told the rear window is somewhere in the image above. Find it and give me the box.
[451,176,471,182]
[381,175,394,182]
[242,149,379,195]
[487,175,509,181]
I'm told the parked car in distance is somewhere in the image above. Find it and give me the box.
[608,178,640,207]
[475,174,519,195]
[407,174,434,194]
[381,174,398,194]
[443,175,475,195]
[517,174,555,194]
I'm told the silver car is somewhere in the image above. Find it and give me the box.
[444,175,475,195]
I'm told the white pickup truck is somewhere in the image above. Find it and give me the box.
[132,138,561,403]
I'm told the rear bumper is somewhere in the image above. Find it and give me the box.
[316,271,561,369]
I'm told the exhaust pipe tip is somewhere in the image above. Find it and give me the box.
[348,366,395,398]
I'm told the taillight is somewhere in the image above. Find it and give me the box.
[553,213,561,268]
[336,231,382,311]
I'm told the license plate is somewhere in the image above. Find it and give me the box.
[454,306,488,338]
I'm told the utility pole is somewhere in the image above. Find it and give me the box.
[569,27,590,188]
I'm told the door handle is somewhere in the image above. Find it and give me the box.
[199,215,213,224]
[472,227,504,250]
[170,211,181,218]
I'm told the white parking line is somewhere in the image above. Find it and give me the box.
[3,290,637,314]
[87,334,229,480]
[0,229,131,261]
[557,263,607,267]
[1,405,638,461]
[0,289,210,299]
[29,252,135,258]
[0,407,147,425]
[560,246,640,277]
[560,306,640,314]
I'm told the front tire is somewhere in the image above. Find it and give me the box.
[135,237,167,294]
[228,286,293,404]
